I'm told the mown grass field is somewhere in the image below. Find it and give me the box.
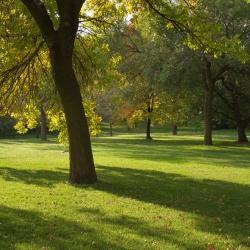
[0,128,249,250]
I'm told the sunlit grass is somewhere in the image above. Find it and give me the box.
[0,128,249,249]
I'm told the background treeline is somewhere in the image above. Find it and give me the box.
[2,1,249,143]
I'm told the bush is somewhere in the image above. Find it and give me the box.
[0,116,17,138]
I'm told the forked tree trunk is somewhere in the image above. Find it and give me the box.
[172,124,177,135]
[40,106,47,141]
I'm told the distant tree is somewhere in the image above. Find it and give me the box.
[216,73,250,143]
[142,0,249,145]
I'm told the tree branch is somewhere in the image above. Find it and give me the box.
[20,0,55,45]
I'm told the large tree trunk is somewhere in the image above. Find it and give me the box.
[237,122,248,143]
[203,61,214,146]
[40,106,47,141]
[50,41,97,184]
[172,124,177,135]
[20,0,97,184]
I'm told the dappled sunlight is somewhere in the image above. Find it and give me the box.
[0,133,249,249]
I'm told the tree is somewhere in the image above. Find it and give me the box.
[16,1,97,184]
[216,73,250,143]
[141,0,249,145]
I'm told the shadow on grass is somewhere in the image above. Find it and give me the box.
[0,166,249,248]
[0,167,68,187]
[0,204,209,250]
[94,166,250,239]
[0,206,130,250]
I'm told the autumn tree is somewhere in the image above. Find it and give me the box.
[0,0,97,184]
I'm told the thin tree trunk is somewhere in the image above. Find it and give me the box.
[146,92,154,140]
[109,121,113,136]
[146,117,152,140]
[237,122,248,143]
[204,87,214,145]
[203,61,214,146]
[50,43,97,184]
[231,91,249,143]
[40,106,47,141]
[172,124,177,135]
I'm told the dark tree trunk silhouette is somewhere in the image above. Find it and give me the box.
[237,121,248,143]
[40,106,47,141]
[172,124,177,135]
[50,43,97,184]
[216,79,249,144]
[109,121,113,136]
[204,85,214,145]
[146,117,152,140]
[203,61,214,146]
[21,0,97,184]
[231,94,249,143]
[146,92,154,140]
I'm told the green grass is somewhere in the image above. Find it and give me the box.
[0,128,249,250]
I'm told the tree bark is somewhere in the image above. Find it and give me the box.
[237,122,248,143]
[146,117,152,140]
[230,90,249,143]
[204,87,214,145]
[109,121,113,136]
[50,42,97,184]
[172,124,177,135]
[40,106,47,141]
[203,61,214,146]
[146,92,154,140]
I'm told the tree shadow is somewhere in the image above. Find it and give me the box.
[0,204,211,250]
[0,167,68,187]
[0,165,249,248]
[0,205,129,250]
[77,207,205,249]
[93,166,250,248]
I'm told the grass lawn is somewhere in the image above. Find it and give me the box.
[0,128,249,249]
